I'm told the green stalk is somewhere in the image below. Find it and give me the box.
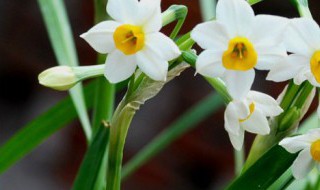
[106,100,135,190]
[105,6,190,190]
[91,1,114,189]
[92,0,115,134]
[234,149,245,176]
[121,93,224,179]
[199,0,216,21]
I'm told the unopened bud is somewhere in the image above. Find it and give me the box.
[38,65,105,91]
[279,106,301,131]
[38,66,77,91]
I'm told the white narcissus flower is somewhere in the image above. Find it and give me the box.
[225,91,283,150]
[267,18,320,87]
[81,0,181,83]
[279,129,320,179]
[191,0,288,99]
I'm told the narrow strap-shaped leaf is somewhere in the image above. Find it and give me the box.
[227,145,298,190]
[72,124,110,190]
[0,83,95,174]
[122,92,224,179]
[38,0,92,140]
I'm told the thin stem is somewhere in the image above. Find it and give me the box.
[294,82,314,109]
[199,0,216,21]
[234,149,244,176]
[106,100,135,190]
[279,81,300,110]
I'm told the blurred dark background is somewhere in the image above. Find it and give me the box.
[0,0,319,189]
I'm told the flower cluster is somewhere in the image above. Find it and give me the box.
[191,0,286,150]
[190,0,320,179]
[40,0,320,182]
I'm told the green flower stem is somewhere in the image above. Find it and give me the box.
[105,6,191,190]
[121,93,224,179]
[91,1,114,189]
[234,149,245,176]
[247,0,264,5]
[106,100,134,190]
[294,82,314,109]
[91,55,115,133]
[199,0,216,21]
[279,81,300,110]
[291,0,312,18]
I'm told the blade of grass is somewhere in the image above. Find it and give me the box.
[122,93,224,179]
[0,82,95,174]
[38,0,92,140]
[227,145,298,190]
[90,0,115,189]
[72,124,110,190]
[228,112,318,190]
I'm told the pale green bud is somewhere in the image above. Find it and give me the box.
[39,66,78,91]
[38,65,104,91]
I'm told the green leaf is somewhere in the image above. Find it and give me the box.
[0,83,95,174]
[72,124,110,190]
[37,0,92,140]
[229,113,318,190]
[227,145,298,190]
[122,92,224,179]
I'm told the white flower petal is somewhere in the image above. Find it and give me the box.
[136,48,168,81]
[228,128,245,151]
[279,135,312,154]
[191,21,229,50]
[104,50,137,83]
[249,15,288,47]
[139,0,162,33]
[266,54,309,83]
[216,0,254,37]
[241,108,270,135]
[255,44,287,70]
[145,33,181,61]
[284,18,320,56]
[196,50,225,78]
[80,21,120,54]
[224,100,249,135]
[247,91,283,117]
[291,148,315,180]
[224,70,255,100]
[107,0,139,23]
[306,72,320,87]
[306,129,320,141]
[294,67,311,85]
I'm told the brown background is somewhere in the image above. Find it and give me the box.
[0,0,319,189]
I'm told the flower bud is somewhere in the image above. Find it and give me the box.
[38,65,105,91]
[38,66,78,91]
[278,106,301,132]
